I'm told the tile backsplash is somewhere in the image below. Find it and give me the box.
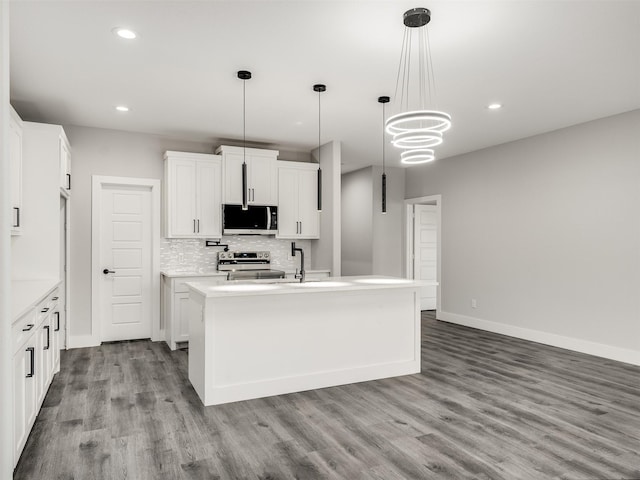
[160,236,312,271]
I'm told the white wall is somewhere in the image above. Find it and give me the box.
[405,109,640,364]
[372,166,405,277]
[64,126,212,341]
[341,166,405,276]
[341,168,373,275]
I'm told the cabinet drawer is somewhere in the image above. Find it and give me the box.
[174,276,226,293]
[47,289,60,311]
[36,289,59,325]
[12,309,37,355]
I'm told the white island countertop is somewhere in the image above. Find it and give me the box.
[187,274,430,406]
[187,275,432,298]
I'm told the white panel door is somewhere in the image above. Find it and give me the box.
[277,167,298,237]
[100,185,153,341]
[196,160,222,237]
[169,160,197,236]
[297,168,319,238]
[414,205,437,310]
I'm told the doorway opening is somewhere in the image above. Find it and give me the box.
[405,195,441,317]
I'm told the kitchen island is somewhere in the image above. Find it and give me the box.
[186,276,430,406]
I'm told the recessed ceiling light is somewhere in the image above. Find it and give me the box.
[113,27,137,39]
[115,105,130,112]
[488,103,502,110]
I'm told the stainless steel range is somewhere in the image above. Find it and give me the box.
[217,251,286,280]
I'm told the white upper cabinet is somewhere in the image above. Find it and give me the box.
[276,161,320,239]
[164,151,222,238]
[59,135,71,193]
[216,145,278,206]
[10,106,23,235]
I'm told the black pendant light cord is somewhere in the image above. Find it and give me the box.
[243,77,246,164]
[382,101,386,175]
[378,95,390,214]
[238,70,251,210]
[318,88,321,165]
[313,84,326,212]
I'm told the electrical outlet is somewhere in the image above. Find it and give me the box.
[178,253,185,263]
[471,299,477,309]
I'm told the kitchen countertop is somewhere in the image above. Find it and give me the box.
[161,269,227,278]
[187,275,432,298]
[161,269,331,278]
[12,278,61,322]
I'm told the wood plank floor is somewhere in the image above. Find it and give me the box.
[14,313,640,479]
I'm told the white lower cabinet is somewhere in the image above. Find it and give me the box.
[12,335,37,466]
[162,274,227,350]
[12,287,60,468]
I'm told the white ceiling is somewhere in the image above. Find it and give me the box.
[9,1,640,172]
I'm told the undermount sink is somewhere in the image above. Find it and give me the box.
[211,284,280,293]
[286,281,350,288]
[353,278,413,285]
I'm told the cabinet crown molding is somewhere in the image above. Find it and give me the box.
[164,151,220,161]
[215,145,279,157]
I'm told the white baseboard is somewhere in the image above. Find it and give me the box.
[438,311,640,366]
[67,334,100,349]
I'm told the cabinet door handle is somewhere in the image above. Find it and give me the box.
[41,307,50,313]
[44,325,50,350]
[197,219,200,233]
[54,312,60,332]
[66,173,71,190]
[22,323,34,332]
[13,207,20,228]
[26,347,35,378]
[52,297,59,301]
[193,219,196,233]
[300,221,302,235]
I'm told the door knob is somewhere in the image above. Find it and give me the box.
[103,269,115,274]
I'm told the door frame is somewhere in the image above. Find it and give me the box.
[405,195,442,317]
[60,190,70,350]
[91,175,161,344]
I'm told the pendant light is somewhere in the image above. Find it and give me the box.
[386,7,451,165]
[378,96,390,213]
[313,84,326,212]
[238,70,251,210]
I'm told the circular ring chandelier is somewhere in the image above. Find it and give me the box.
[401,149,436,165]
[386,7,452,164]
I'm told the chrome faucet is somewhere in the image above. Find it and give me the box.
[291,242,305,283]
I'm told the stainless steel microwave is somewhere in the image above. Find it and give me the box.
[222,204,278,235]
